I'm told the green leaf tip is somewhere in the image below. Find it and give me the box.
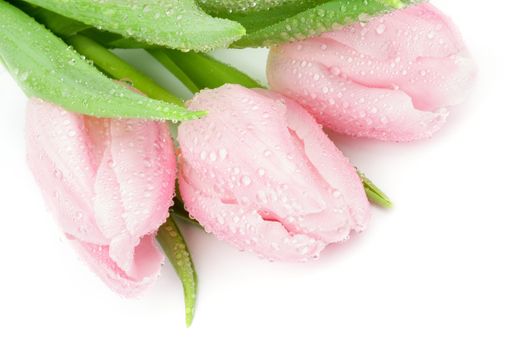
[171,199,201,226]
[156,214,198,327]
[0,0,200,121]
[358,170,393,209]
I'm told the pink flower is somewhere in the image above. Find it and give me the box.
[177,85,370,261]
[267,3,477,142]
[26,99,177,296]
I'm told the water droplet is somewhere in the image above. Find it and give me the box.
[241,176,252,186]
[49,166,62,180]
[219,148,228,160]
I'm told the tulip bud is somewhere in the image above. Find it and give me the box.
[25,99,177,296]
[267,3,477,141]
[177,85,370,262]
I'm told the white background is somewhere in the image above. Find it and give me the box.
[1,1,527,349]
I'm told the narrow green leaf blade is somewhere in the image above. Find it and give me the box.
[198,0,330,33]
[11,0,90,36]
[171,200,200,226]
[20,0,245,51]
[67,35,184,106]
[231,0,420,48]
[357,170,393,208]
[157,214,198,327]
[0,0,201,120]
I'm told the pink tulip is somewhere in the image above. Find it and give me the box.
[267,3,477,142]
[177,85,370,261]
[25,98,177,296]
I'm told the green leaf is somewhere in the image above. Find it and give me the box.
[20,0,245,51]
[198,0,330,33]
[157,213,198,327]
[198,0,312,13]
[11,0,90,36]
[357,170,393,208]
[200,0,420,48]
[67,35,184,105]
[0,0,201,120]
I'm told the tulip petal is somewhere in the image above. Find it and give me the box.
[26,99,106,244]
[68,234,163,297]
[26,98,176,295]
[107,119,177,239]
[93,146,128,241]
[318,3,476,111]
[178,85,369,261]
[181,85,327,216]
[268,53,447,140]
[267,3,477,141]
[179,172,325,261]
[264,90,370,232]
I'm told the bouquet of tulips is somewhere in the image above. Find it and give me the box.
[0,0,476,326]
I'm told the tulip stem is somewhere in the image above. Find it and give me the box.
[149,49,264,93]
[156,214,198,327]
[148,49,200,94]
[67,35,185,106]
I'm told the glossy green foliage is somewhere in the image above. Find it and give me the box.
[0,0,202,120]
[358,171,393,208]
[157,214,198,327]
[199,0,329,33]
[20,0,246,51]
[198,0,420,48]
[12,0,90,36]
